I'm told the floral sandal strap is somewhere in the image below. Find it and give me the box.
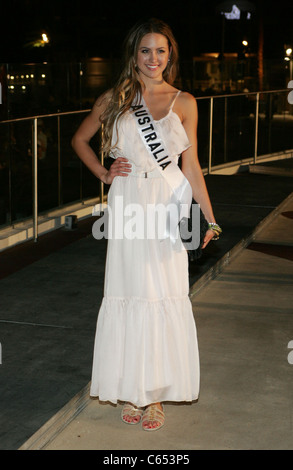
[142,404,165,431]
[121,403,144,425]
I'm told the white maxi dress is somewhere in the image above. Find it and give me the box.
[90,92,200,407]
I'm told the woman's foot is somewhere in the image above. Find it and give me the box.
[142,403,165,431]
[121,403,144,425]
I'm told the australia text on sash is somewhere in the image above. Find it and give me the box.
[131,104,172,170]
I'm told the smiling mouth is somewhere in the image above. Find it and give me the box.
[146,65,159,69]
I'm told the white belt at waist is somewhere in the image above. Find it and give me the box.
[129,167,162,178]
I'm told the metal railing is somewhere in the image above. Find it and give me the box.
[0,89,292,242]
[195,89,292,171]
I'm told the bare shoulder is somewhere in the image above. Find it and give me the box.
[88,89,113,125]
[93,89,113,112]
[179,91,197,110]
[176,91,198,122]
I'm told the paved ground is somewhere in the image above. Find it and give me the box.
[0,172,293,451]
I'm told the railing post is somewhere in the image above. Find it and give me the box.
[254,92,259,164]
[8,124,12,225]
[80,158,83,201]
[268,92,272,153]
[224,96,227,163]
[57,115,62,205]
[33,118,38,242]
[208,97,214,173]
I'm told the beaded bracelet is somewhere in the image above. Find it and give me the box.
[208,222,222,240]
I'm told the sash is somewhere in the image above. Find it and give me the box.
[130,95,193,245]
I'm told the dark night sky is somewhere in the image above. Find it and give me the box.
[1,0,293,63]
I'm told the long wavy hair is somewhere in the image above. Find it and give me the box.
[101,18,179,155]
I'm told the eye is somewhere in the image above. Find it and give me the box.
[141,49,149,54]
[158,49,166,54]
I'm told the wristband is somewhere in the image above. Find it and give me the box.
[208,222,222,240]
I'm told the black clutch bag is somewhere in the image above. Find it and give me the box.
[180,199,209,261]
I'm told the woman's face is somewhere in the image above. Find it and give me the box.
[136,33,170,81]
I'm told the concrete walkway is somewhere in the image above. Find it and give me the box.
[1,172,293,451]
[18,186,293,451]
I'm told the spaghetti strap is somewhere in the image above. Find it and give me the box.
[170,90,181,110]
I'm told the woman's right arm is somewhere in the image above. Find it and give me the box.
[71,91,131,184]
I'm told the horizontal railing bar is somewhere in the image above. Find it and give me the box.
[0,108,91,124]
[0,89,290,124]
[195,89,289,100]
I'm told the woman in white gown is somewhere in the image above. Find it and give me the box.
[72,18,221,431]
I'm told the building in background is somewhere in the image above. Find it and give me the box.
[0,0,292,119]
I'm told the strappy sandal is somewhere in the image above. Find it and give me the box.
[141,404,165,431]
[121,403,144,425]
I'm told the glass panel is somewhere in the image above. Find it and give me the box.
[276,92,293,153]
[60,113,84,205]
[0,122,11,227]
[36,116,59,213]
[258,91,293,156]
[82,130,102,200]
[59,112,102,206]
[212,94,256,167]
[196,98,211,169]
[9,120,33,223]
